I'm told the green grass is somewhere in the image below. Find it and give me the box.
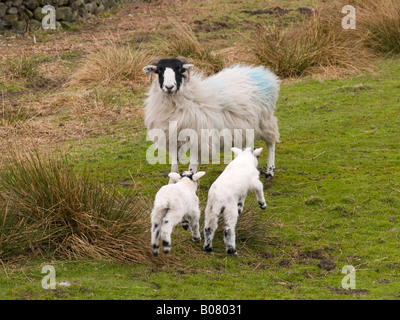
[1,58,399,299]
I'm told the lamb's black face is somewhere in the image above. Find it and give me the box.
[155,59,187,94]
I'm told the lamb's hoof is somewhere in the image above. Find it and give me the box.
[192,236,201,242]
[163,248,171,254]
[226,248,237,256]
[152,251,159,256]
[182,222,189,231]
[203,245,212,253]
[258,201,267,210]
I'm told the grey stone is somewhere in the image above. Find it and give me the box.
[1,14,18,27]
[77,6,87,19]
[19,11,30,21]
[8,7,19,14]
[28,18,41,31]
[95,3,104,14]
[26,9,33,18]
[12,19,27,33]
[0,3,7,18]
[33,6,45,20]
[85,3,94,13]
[56,6,73,21]
[24,0,39,10]
[12,0,23,6]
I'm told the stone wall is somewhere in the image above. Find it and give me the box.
[0,0,135,33]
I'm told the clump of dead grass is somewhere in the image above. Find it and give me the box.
[159,19,225,75]
[356,0,400,55]
[246,8,375,78]
[0,150,153,263]
[67,36,153,88]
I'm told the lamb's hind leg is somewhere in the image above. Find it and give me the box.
[160,213,179,254]
[222,204,239,255]
[203,204,219,253]
[187,209,201,242]
[151,210,163,256]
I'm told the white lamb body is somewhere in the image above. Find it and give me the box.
[150,171,205,255]
[144,64,280,180]
[203,148,267,255]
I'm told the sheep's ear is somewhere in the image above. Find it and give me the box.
[142,65,157,75]
[231,147,242,157]
[193,171,206,181]
[182,64,194,72]
[168,172,181,182]
[182,64,194,82]
[253,148,263,157]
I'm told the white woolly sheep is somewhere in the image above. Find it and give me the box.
[142,57,280,181]
[203,147,267,255]
[150,170,206,256]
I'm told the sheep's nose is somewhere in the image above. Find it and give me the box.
[165,85,174,90]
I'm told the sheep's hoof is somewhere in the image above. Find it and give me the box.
[152,251,159,256]
[192,236,201,242]
[163,248,171,254]
[204,245,212,253]
[226,248,237,256]
[258,201,267,210]
[264,173,274,181]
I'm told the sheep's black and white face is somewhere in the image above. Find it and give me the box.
[143,58,194,95]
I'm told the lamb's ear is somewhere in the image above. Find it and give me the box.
[168,172,181,182]
[231,147,242,157]
[142,65,157,75]
[253,148,263,158]
[193,171,206,181]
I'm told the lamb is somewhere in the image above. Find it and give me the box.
[150,170,206,256]
[142,57,280,181]
[203,147,267,255]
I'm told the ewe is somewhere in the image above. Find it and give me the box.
[143,57,280,181]
[150,170,206,256]
[203,147,267,255]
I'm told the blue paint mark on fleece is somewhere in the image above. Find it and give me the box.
[247,66,278,95]
[227,65,278,98]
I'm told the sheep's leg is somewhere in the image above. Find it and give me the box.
[253,180,267,209]
[265,142,276,179]
[188,149,198,173]
[169,162,179,184]
[223,205,239,255]
[262,115,279,179]
[160,214,179,254]
[151,211,163,256]
[203,204,219,252]
[187,209,201,242]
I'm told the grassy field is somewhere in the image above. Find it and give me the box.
[0,0,399,300]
